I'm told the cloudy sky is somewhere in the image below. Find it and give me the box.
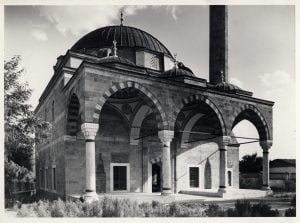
[4,5,295,160]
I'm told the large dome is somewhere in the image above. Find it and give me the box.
[71,25,172,57]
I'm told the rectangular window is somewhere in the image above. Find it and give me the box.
[113,166,127,191]
[110,163,130,192]
[227,170,233,187]
[52,167,56,190]
[189,167,199,188]
[45,168,48,189]
[39,169,42,189]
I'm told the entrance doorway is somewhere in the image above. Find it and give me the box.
[152,164,161,192]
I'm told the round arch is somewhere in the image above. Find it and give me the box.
[231,104,270,140]
[174,94,227,136]
[92,81,169,130]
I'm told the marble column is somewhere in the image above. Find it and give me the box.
[218,136,231,193]
[260,140,272,190]
[81,123,99,202]
[158,130,174,196]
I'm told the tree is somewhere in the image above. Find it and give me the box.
[239,153,262,173]
[4,55,51,196]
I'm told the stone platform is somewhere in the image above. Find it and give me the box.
[68,189,272,204]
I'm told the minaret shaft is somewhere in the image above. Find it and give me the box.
[209,5,228,85]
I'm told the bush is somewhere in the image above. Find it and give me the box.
[285,208,296,217]
[234,200,252,217]
[32,200,51,217]
[205,203,226,217]
[251,202,279,217]
[50,199,66,217]
[291,195,296,207]
[17,205,36,217]
[226,200,279,217]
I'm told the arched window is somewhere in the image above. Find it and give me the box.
[44,108,47,121]
[52,101,55,122]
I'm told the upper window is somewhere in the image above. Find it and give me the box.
[145,52,160,70]
[52,101,55,122]
[227,170,233,187]
[45,168,48,189]
[44,108,47,121]
[52,167,56,190]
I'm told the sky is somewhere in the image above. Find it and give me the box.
[4,5,295,160]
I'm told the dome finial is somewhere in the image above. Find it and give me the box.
[220,70,225,83]
[120,10,124,26]
[112,40,118,57]
[173,53,178,68]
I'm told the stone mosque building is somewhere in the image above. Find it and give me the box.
[35,6,274,201]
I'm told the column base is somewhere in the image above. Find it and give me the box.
[261,186,273,196]
[261,185,272,190]
[218,187,227,193]
[161,188,172,196]
[84,191,99,203]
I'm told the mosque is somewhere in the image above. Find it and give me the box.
[35,6,274,201]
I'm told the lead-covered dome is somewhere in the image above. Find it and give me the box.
[71,25,172,57]
[213,82,241,92]
[162,62,195,77]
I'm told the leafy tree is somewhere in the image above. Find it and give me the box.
[4,55,51,196]
[239,153,262,173]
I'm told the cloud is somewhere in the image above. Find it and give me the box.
[259,70,291,87]
[38,6,149,37]
[258,70,295,159]
[229,77,244,88]
[30,29,48,41]
[166,6,180,20]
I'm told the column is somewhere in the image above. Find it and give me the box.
[218,136,231,193]
[81,122,99,202]
[158,130,174,196]
[260,140,272,190]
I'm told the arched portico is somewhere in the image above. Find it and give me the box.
[231,104,272,190]
[81,81,175,199]
[173,94,228,193]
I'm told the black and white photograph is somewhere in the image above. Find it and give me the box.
[2,0,297,219]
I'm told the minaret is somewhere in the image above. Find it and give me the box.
[209,5,228,85]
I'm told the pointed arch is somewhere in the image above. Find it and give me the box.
[174,94,227,135]
[231,104,270,140]
[92,81,168,130]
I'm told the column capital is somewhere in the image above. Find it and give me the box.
[260,140,273,151]
[81,123,99,140]
[158,130,174,143]
[219,136,231,146]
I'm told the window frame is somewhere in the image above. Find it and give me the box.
[187,165,200,189]
[110,163,130,192]
[52,165,56,191]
